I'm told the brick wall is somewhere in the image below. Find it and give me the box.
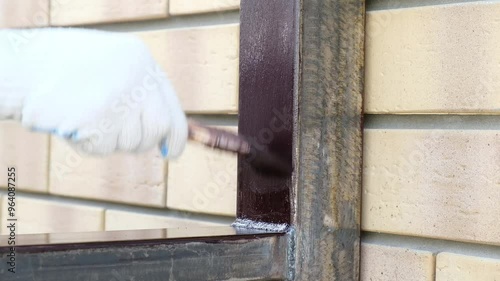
[0,0,239,233]
[2,1,500,279]
[362,1,500,280]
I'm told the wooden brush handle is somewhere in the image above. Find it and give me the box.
[188,121,251,155]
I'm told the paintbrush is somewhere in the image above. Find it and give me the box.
[187,121,292,177]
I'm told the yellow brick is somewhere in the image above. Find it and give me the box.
[105,209,226,231]
[0,197,103,234]
[362,129,500,244]
[49,137,166,207]
[169,0,239,15]
[361,243,435,281]
[0,0,49,28]
[0,122,49,192]
[50,0,168,26]
[365,2,500,114]
[436,252,500,280]
[136,24,239,113]
[166,128,237,216]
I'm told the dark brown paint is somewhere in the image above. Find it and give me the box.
[237,0,296,225]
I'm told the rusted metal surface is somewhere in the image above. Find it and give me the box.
[237,0,296,225]
[0,228,288,280]
[291,0,365,280]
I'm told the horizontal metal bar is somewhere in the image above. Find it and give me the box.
[0,227,288,281]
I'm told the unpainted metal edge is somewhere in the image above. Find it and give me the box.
[288,0,302,277]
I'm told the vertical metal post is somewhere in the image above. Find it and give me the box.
[237,0,296,225]
[237,0,365,279]
[292,0,365,279]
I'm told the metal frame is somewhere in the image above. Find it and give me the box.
[1,228,288,280]
[0,1,365,280]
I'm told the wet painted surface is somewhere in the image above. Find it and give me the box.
[237,0,296,225]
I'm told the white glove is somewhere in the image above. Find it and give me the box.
[0,27,188,159]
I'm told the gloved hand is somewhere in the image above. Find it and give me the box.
[0,27,188,159]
